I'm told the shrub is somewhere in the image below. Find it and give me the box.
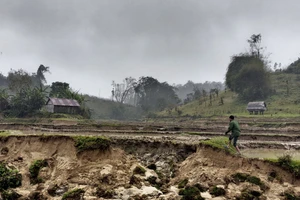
[179,186,204,200]
[73,136,110,152]
[210,186,226,196]
[1,189,21,200]
[232,173,249,183]
[0,163,22,190]
[29,160,48,184]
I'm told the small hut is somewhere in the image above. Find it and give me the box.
[246,101,267,115]
[45,98,80,114]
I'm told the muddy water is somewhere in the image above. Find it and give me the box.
[241,148,300,160]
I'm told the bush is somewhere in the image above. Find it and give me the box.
[1,189,21,200]
[210,186,226,196]
[278,154,292,167]
[73,136,111,152]
[0,163,22,190]
[29,160,48,184]
[179,186,204,200]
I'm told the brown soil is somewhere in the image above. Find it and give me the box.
[0,135,298,199]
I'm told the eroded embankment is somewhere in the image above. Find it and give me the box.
[0,135,299,199]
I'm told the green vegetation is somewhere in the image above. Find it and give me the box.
[178,178,189,188]
[231,173,267,191]
[209,186,226,196]
[133,165,146,175]
[62,188,85,200]
[282,191,300,200]
[73,136,111,152]
[267,154,300,178]
[237,189,261,200]
[179,186,204,200]
[1,189,21,200]
[200,137,237,155]
[85,95,143,120]
[0,163,22,191]
[29,159,48,184]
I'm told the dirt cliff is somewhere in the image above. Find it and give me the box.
[0,135,298,199]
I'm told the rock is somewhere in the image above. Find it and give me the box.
[201,191,212,199]
[158,193,180,200]
[169,186,179,194]
[294,186,300,195]
[100,164,113,176]
[283,182,290,187]
[216,185,225,189]
[129,175,143,188]
[39,167,51,180]
[141,186,162,196]
[55,185,69,196]
[145,169,159,179]
[28,191,47,200]
[212,197,226,200]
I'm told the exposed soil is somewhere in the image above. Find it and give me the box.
[0,117,300,199]
[0,134,297,199]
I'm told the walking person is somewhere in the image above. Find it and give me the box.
[225,115,241,155]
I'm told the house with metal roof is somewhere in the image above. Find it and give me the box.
[44,97,80,114]
[246,101,267,115]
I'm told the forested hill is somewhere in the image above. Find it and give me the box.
[159,71,300,117]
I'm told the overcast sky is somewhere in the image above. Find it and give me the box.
[1,0,300,98]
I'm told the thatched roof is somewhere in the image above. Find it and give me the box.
[246,101,267,111]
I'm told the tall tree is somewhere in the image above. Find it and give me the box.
[247,34,262,58]
[36,65,50,84]
[134,76,179,111]
[7,69,32,92]
[112,77,136,104]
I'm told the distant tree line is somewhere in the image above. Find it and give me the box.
[0,65,89,118]
[112,76,180,113]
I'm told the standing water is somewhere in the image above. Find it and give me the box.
[241,149,300,160]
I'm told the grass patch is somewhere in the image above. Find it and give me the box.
[73,136,111,152]
[133,165,146,175]
[62,188,85,200]
[200,136,236,154]
[0,131,10,137]
[0,163,22,191]
[178,178,188,188]
[29,159,48,184]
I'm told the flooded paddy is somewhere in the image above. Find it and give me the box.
[241,148,300,160]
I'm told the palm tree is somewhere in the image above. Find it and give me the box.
[36,65,50,84]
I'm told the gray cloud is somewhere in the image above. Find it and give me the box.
[0,0,300,97]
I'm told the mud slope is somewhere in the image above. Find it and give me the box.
[172,146,300,199]
[0,136,141,199]
[0,136,299,199]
